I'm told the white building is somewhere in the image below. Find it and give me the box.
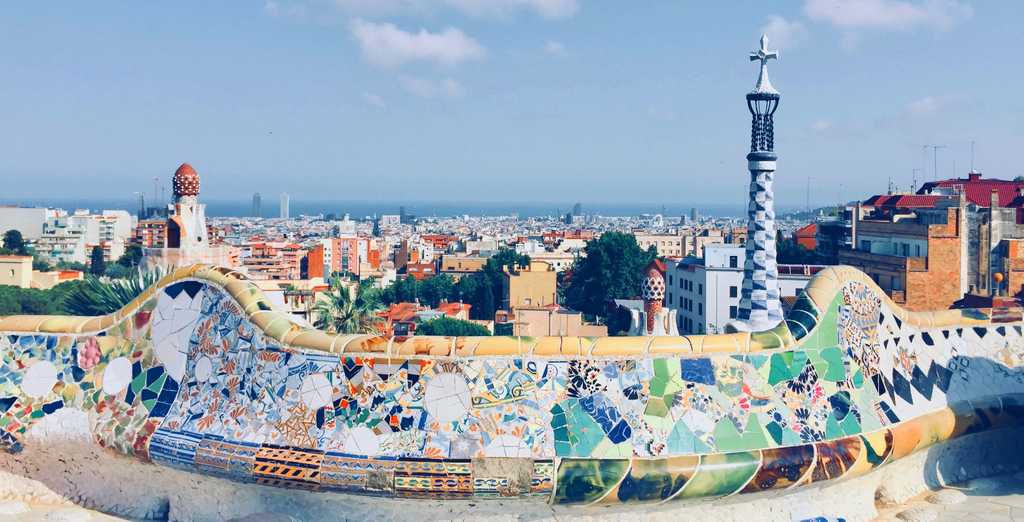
[280,193,290,219]
[665,244,820,335]
[0,206,57,241]
[35,216,88,265]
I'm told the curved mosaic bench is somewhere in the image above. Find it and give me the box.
[1,264,1023,507]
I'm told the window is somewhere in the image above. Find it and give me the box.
[668,274,673,286]
[668,294,674,306]
[729,256,738,268]
[900,244,909,257]
[729,305,738,319]
[915,245,921,257]
[679,278,684,289]
[729,285,738,298]
[698,303,703,315]
[698,283,703,296]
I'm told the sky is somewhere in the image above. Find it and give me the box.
[1,1,1021,210]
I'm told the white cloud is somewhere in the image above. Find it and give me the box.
[544,40,567,57]
[804,0,972,32]
[905,95,951,116]
[444,0,579,19]
[362,92,387,108]
[350,19,485,68]
[401,76,466,98]
[264,0,309,19]
[760,15,808,50]
[811,119,834,132]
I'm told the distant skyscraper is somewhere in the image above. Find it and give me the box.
[136,193,145,220]
[252,192,262,218]
[690,207,698,222]
[572,202,582,216]
[735,35,783,332]
[280,193,290,219]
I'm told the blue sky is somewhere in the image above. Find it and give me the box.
[0,1,1020,209]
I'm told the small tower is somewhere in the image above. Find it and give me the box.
[625,259,678,336]
[641,260,667,334]
[734,35,783,332]
[166,163,209,250]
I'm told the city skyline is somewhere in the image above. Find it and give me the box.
[1,1,1015,207]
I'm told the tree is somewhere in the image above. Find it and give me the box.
[116,245,144,268]
[605,303,634,336]
[63,268,165,316]
[89,246,106,276]
[2,230,27,255]
[563,232,657,318]
[776,230,818,265]
[474,275,496,320]
[416,317,490,336]
[313,280,382,334]
[419,274,455,308]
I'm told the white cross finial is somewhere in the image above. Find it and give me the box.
[749,34,779,95]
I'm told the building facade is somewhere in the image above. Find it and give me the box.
[666,244,819,334]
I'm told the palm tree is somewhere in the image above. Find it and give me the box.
[313,279,382,334]
[63,267,166,316]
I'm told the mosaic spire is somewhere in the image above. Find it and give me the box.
[735,34,783,332]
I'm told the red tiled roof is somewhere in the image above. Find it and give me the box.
[918,174,1024,207]
[862,194,944,208]
[794,223,818,237]
[379,303,421,322]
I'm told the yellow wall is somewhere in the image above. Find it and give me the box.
[0,256,32,289]
[506,260,557,309]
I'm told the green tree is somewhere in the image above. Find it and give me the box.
[419,274,455,308]
[313,280,383,334]
[605,304,634,336]
[117,245,144,268]
[776,230,818,264]
[89,246,106,276]
[63,269,164,316]
[474,275,496,320]
[32,257,51,272]
[416,317,490,336]
[2,230,27,255]
[563,232,657,318]
[104,263,134,279]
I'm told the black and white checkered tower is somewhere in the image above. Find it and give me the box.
[736,34,783,331]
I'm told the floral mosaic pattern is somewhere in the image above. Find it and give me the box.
[1,266,1024,505]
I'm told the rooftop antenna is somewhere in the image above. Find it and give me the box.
[888,176,894,195]
[152,176,159,209]
[970,140,976,172]
[912,168,921,193]
[927,144,947,180]
[806,176,811,212]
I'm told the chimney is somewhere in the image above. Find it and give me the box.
[992,189,1000,209]
[969,171,982,182]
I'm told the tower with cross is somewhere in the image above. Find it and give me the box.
[732,34,783,332]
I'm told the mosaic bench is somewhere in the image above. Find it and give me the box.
[1,264,1022,507]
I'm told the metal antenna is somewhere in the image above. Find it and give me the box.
[912,168,921,193]
[806,176,811,211]
[926,145,947,180]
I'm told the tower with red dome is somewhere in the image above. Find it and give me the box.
[165,162,209,251]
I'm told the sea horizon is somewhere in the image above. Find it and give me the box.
[0,198,815,219]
